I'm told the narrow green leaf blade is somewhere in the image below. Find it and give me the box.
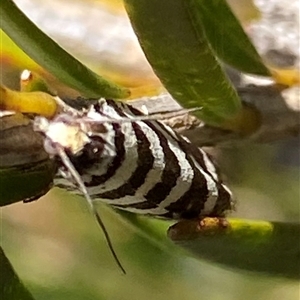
[0,160,55,206]
[0,0,130,99]
[191,0,270,76]
[124,0,242,125]
[0,247,36,300]
[168,218,300,279]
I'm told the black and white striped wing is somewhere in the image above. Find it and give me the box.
[52,99,233,220]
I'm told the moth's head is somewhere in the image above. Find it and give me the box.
[34,113,92,156]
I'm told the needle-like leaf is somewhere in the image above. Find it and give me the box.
[0,0,130,99]
[124,0,242,125]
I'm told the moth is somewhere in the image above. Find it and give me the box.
[34,96,234,272]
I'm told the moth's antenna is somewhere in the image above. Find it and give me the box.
[55,145,126,274]
[138,106,202,120]
[83,107,202,124]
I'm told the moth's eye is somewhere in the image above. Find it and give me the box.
[89,136,104,154]
[67,136,104,172]
[82,137,104,161]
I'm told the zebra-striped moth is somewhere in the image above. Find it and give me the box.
[34,96,234,272]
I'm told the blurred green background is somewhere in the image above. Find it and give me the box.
[1,0,299,299]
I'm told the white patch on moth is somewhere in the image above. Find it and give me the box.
[221,183,232,197]
[48,122,89,153]
[34,116,90,155]
[180,135,191,143]
[140,105,149,115]
[200,149,219,181]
